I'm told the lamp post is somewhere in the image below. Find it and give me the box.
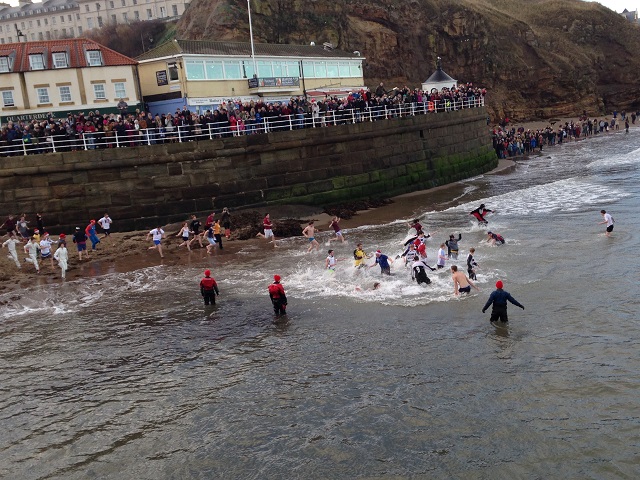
[247,0,257,78]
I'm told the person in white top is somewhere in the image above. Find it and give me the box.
[598,209,614,237]
[176,222,191,251]
[437,243,447,269]
[53,242,69,279]
[146,227,165,258]
[39,233,54,268]
[98,213,113,238]
[24,236,40,273]
[325,249,337,270]
[2,232,22,268]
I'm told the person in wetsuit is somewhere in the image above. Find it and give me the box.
[487,231,505,245]
[268,274,287,315]
[466,247,479,280]
[482,280,524,323]
[470,204,494,224]
[200,269,220,305]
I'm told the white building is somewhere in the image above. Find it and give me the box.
[0,0,189,44]
[421,58,457,93]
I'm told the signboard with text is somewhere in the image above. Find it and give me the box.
[156,70,168,86]
[248,77,300,88]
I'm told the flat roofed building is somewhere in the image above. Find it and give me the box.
[136,39,366,115]
[0,37,140,123]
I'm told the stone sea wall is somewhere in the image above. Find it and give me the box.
[0,108,496,232]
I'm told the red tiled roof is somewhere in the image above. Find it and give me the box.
[0,38,137,73]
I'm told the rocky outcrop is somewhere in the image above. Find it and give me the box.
[177,0,640,121]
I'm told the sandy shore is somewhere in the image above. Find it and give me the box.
[1,114,632,296]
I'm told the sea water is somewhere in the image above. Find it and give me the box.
[1,129,639,478]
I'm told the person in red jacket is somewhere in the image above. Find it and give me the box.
[200,269,220,305]
[268,274,287,315]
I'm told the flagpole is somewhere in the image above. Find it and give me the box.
[247,0,257,78]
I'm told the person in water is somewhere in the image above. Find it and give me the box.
[466,247,479,280]
[412,255,435,285]
[482,280,524,323]
[451,265,479,295]
[486,231,505,245]
[598,209,614,237]
[302,221,320,253]
[325,249,337,270]
[327,216,345,244]
[404,218,423,245]
[370,250,394,275]
[353,243,370,267]
[268,275,287,315]
[200,269,220,305]
[470,204,494,224]
[437,243,447,269]
[445,233,462,259]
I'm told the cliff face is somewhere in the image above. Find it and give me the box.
[177,0,640,120]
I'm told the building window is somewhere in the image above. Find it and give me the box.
[52,52,68,68]
[146,8,152,19]
[114,82,126,98]
[59,85,72,102]
[28,20,32,28]
[185,60,205,80]
[2,90,14,107]
[111,14,116,23]
[121,0,126,6]
[109,0,114,8]
[205,61,223,79]
[96,3,101,10]
[133,0,137,4]
[76,13,80,20]
[93,83,106,99]
[159,6,166,17]
[68,14,72,21]
[61,28,67,37]
[38,32,44,40]
[0,56,12,72]
[52,17,56,24]
[36,87,50,104]
[78,26,83,34]
[122,12,128,21]
[168,64,179,81]
[60,15,64,23]
[133,10,139,19]
[224,61,242,79]
[257,60,272,78]
[45,31,51,39]
[37,19,41,26]
[86,50,103,66]
[97,16,103,27]
[44,18,48,25]
[85,4,90,12]
[29,54,45,70]
[172,4,178,16]
[1,39,5,45]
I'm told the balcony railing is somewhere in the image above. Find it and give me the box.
[0,97,485,157]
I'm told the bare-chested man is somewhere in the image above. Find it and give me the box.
[451,265,479,296]
[302,221,320,252]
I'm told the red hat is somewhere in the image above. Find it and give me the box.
[90,219,96,224]
[204,269,211,276]
[496,280,504,289]
[376,250,381,254]
[34,229,39,233]
[274,274,281,282]
[59,233,66,238]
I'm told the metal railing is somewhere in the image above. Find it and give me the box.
[0,97,485,157]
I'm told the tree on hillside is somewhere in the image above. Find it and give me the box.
[86,20,176,58]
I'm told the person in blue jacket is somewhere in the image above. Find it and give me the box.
[482,280,524,323]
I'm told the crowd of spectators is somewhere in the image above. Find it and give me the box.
[492,110,639,159]
[0,83,486,157]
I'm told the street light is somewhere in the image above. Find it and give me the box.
[247,0,257,78]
